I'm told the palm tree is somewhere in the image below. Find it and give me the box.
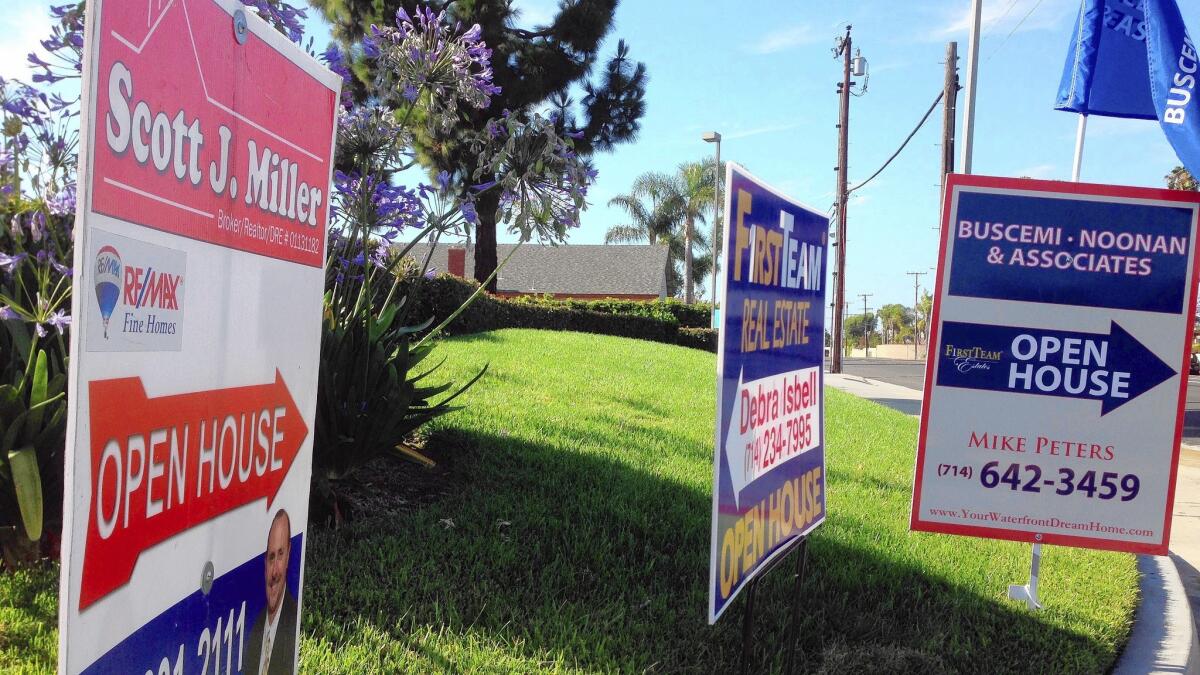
[668,160,717,304]
[606,171,678,245]
[606,159,718,303]
[606,177,710,298]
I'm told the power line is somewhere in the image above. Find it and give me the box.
[848,89,944,194]
[981,0,1021,41]
[987,0,1048,61]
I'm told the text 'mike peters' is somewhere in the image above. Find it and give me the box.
[103,61,325,227]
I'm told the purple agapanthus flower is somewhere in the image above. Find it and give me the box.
[0,252,27,273]
[46,309,71,335]
[29,211,46,242]
[47,183,76,215]
[372,5,499,119]
[239,0,307,44]
[320,45,355,109]
[460,200,478,225]
[362,37,381,60]
[49,252,72,276]
[0,306,17,320]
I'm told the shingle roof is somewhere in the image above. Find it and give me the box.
[403,243,669,297]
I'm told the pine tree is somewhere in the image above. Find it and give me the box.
[1167,166,1198,192]
[313,0,648,290]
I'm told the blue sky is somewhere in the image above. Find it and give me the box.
[506,0,1200,314]
[5,0,1200,315]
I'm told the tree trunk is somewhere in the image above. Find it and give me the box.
[684,215,694,304]
[473,190,500,293]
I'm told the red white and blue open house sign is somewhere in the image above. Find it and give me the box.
[911,174,1200,554]
[709,164,827,623]
[60,1,339,672]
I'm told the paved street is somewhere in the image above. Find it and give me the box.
[837,357,1200,447]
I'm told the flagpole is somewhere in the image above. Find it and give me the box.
[960,0,983,174]
[1072,114,1088,182]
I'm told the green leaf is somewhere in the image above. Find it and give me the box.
[0,384,20,423]
[2,410,26,455]
[27,349,48,432]
[9,446,42,540]
[2,320,32,369]
[370,303,400,342]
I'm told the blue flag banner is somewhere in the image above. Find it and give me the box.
[1056,0,1156,119]
[1145,0,1200,176]
[1056,0,1200,179]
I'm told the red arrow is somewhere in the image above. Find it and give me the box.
[80,370,307,609]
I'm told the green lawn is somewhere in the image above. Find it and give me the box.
[1,329,1138,673]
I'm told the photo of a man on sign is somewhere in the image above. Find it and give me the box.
[244,509,298,675]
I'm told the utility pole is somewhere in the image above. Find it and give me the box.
[858,292,873,358]
[940,42,959,212]
[906,271,927,360]
[830,25,853,374]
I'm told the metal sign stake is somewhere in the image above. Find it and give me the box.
[1007,540,1043,610]
[738,536,809,675]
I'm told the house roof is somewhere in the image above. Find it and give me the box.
[403,243,670,297]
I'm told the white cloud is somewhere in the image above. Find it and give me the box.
[724,122,804,140]
[936,0,1076,39]
[748,24,816,55]
[1014,163,1058,179]
[0,4,50,82]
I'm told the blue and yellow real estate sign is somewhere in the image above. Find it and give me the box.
[709,164,828,623]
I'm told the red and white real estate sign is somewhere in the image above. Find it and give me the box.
[60,1,339,672]
[911,175,1200,555]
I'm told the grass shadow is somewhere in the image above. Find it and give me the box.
[302,427,1122,674]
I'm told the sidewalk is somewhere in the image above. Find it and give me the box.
[825,371,1200,674]
[824,372,922,417]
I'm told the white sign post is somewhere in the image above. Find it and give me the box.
[59,1,339,671]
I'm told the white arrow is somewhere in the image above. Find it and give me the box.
[725,368,752,505]
[723,366,821,507]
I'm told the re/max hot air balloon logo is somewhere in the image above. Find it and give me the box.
[86,232,186,353]
[94,246,122,338]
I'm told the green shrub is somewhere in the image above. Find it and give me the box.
[507,295,714,329]
[508,295,677,324]
[403,273,693,346]
[660,298,712,329]
[676,327,717,353]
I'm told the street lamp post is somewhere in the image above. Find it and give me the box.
[702,131,722,328]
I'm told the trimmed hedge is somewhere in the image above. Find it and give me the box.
[508,295,713,329]
[677,327,717,353]
[400,274,715,350]
[660,299,712,329]
[403,274,678,345]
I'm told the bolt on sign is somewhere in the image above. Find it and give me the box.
[709,163,827,623]
[911,174,1200,555]
[59,1,339,672]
